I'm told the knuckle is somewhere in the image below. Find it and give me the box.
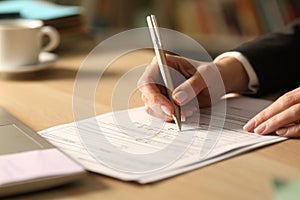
[256,111,269,122]
[145,106,151,115]
[165,54,172,59]
[287,104,300,119]
[141,93,149,103]
[266,115,278,126]
[143,93,161,105]
[196,63,210,74]
[278,92,297,108]
[293,104,300,116]
[151,94,163,104]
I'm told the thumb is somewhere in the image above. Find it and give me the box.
[172,63,225,106]
[172,71,206,106]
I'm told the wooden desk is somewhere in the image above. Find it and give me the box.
[2,47,300,200]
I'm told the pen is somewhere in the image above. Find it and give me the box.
[146,14,181,131]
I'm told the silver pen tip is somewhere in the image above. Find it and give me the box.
[172,115,181,131]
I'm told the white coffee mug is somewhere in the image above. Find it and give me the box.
[0,19,60,67]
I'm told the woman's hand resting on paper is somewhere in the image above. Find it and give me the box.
[243,87,300,137]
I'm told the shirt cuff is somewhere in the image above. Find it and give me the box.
[214,51,259,94]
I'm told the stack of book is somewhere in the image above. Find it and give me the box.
[0,0,85,34]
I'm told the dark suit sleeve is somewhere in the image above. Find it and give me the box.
[232,19,300,96]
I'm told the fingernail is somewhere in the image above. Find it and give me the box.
[254,124,266,134]
[161,105,172,116]
[181,115,186,122]
[243,119,255,131]
[276,128,288,136]
[173,91,188,104]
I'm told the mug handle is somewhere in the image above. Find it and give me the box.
[41,26,60,52]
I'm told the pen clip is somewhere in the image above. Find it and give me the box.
[147,16,159,49]
[150,15,162,47]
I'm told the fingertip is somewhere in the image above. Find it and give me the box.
[276,124,300,138]
[172,90,188,105]
[276,128,288,137]
[253,123,266,135]
[145,104,174,122]
[243,119,255,132]
[161,105,172,116]
[173,76,203,106]
[145,106,151,115]
[151,56,158,64]
[181,114,186,122]
[141,93,148,103]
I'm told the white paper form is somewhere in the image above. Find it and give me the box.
[38,96,287,183]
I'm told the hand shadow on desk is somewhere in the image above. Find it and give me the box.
[5,174,109,200]
[0,67,121,81]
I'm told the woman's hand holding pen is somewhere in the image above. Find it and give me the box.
[138,55,249,122]
[138,55,213,122]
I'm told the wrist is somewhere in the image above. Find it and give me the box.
[214,57,249,93]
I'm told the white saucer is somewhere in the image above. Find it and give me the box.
[0,52,57,73]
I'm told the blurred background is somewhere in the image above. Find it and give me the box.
[1,0,300,56]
